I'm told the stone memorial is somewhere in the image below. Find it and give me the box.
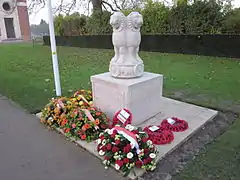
[91,11,163,125]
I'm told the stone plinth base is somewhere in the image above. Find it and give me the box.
[91,72,163,125]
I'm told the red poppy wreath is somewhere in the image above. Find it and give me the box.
[161,117,188,132]
[112,109,132,128]
[143,125,174,145]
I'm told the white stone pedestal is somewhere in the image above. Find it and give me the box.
[91,72,163,125]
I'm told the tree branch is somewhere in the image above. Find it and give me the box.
[113,0,121,10]
[101,1,118,11]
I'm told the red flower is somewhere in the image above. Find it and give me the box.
[132,130,138,134]
[101,146,107,151]
[106,143,112,151]
[123,146,131,153]
[116,160,124,167]
[64,128,70,133]
[112,146,119,153]
[100,135,105,141]
[110,133,116,138]
[115,139,121,145]
[147,157,152,163]
[142,137,148,143]
[61,119,68,126]
[144,148,149,154]
[135,160,142,168]
[71,123,76,128]
[123,158,129,164]
[143,159,148,165]
[104,156,110,160]
[81,134,86,140]
[113,130,118,134]
[96,111,102,116]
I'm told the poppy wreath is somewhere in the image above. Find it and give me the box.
[112,109,132,128]
[161,117,189,132]
[40,97,74,126]
[143,125,174,145]
[61,106,109,142]
[96,124,158,176]
[70,89,93,109]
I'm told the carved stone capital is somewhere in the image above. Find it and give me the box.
[109,11,144,79]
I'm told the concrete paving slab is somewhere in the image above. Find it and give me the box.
[0,97,125,180]
[36,97,218,180]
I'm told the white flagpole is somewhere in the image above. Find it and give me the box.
[47,0,62,96]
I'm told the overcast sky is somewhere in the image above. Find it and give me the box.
[28,0,240,25]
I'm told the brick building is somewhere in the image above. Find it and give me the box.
[0,0,30,42]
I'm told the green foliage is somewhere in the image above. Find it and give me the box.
[52,0,240,35]
[86,11,112,35]
[222,8,240,34]
[140,0,170,34]
[169,0,224,34]
[54,13,87,36]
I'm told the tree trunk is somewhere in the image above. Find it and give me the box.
[91,0,102,12]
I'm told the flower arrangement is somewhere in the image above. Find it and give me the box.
[40,89,93,127]
[40,97,74,126]
[161,117,188,132]
[61,107,109,142]
[96,124,157,176]
[112,108,132,128]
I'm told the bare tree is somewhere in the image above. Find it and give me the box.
[27,0,144,16]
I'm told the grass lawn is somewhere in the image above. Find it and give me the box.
[175,118,240,180]
[0,42,240,179]
[0,43,239,112]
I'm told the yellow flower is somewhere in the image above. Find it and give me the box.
[79,101,84,105]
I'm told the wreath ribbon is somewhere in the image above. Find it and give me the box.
[113,126,141,154]
[79,95,91,105]
[82,109,99,130]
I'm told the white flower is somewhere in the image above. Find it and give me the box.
[127,152,133,159]
[149,153,156,159]
[105,166,108,169]
[108,129,113,135]
[99,132,104,137]
[96,139,102,145]
[125,124,135,131]
[102,139,106,145]
[115,164,120,170]
[99,150,105,156]
[104,129,110,133]
[114,155,119,160]
[125,124,131,130]
[147,140,153,145]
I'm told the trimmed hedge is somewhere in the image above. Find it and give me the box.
[43,35,240,58]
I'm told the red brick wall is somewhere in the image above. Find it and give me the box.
[17,0,31,41]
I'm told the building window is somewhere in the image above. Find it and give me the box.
[2,2,11,11]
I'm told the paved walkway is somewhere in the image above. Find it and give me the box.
[0,95,124,180]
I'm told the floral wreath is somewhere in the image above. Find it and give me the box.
[97,124,157,176]
[112,108,132,128]
[161,117,188,132]
[143,125,174,145]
